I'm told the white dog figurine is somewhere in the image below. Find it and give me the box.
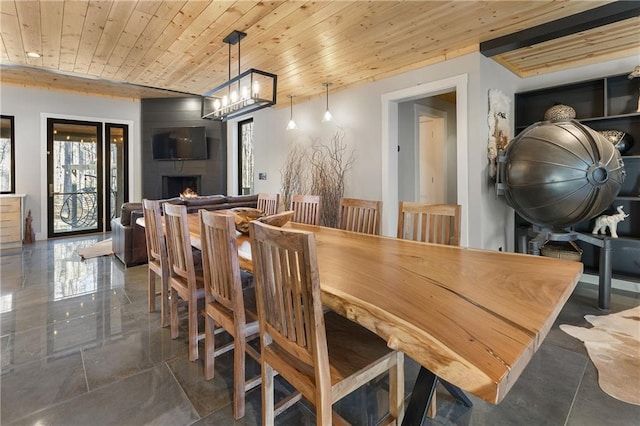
[592,206,629,238]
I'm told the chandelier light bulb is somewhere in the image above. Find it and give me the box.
[213,99,221,111]
[231,90,238,103]
[252,81,260,98]
[222,95,229,107]
[241,86,249,100]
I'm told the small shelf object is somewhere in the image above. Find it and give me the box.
[514,71,640,308]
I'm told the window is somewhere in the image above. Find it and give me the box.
[238,118,254,195]
[0,115,15,193]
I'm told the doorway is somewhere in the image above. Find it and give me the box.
[47,118,129,238]
[381,74,469,244]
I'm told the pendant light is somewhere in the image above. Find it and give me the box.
[286,95,297,130]
[322,82,332,122]
[201,30,277,121]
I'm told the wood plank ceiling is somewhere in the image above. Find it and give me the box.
[0,1,638,104]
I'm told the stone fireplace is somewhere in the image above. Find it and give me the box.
[162,175,201,198]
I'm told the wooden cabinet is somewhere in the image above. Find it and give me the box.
[0,195,25,250]
[514,73,639,282]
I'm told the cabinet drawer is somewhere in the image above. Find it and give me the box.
[0,211,20,223]
[0,198,20,213]
[0,227,20,242]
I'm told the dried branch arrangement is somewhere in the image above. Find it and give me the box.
[280,131,354,227]
[280,144,308,210]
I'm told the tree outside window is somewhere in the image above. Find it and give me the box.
[0,116,15,194]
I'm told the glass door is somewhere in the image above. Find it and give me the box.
[47,119,103,237]
[105,124,128,231]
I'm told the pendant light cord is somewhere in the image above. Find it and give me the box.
[326,83,329,109]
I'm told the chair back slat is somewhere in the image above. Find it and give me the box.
[163,203,196,282]
[397,202,461,246]
[199,210,244,315]
[257,193,280,216]
[290,194,322,225]
[250,221,324,368]
[337,197,382,235]
[142,199,167,265]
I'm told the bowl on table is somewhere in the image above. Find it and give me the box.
[231,208,294,234]
[231,207,264,234]
[258,210,294,228]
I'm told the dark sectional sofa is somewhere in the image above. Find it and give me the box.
[111,194,258,267]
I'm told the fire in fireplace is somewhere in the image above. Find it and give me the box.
[162,175,201,198]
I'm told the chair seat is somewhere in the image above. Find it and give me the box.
[171,272,206,291]
[148,257,161,274]
[205,286,260,337]
[263,311,396,403]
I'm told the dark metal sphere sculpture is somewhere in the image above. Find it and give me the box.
[500,120,625,228]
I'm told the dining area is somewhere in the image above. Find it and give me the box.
[2,193,639,425]
[138,193,584,425]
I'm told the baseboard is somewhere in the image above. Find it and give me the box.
[580,273,640,294]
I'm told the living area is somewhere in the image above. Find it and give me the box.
[2,2,639,425]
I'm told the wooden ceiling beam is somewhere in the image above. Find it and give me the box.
[480,1,640,57]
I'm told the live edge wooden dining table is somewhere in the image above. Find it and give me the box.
[142,213,583,424]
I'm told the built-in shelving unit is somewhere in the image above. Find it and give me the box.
[515,73,640,282]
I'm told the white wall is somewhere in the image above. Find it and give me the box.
[397,101,416,202]
[0,85,141,239]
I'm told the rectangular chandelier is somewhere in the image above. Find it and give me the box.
[201,68,277,121]
[201,30,277,122]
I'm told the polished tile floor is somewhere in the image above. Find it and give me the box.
[1,235,639,425]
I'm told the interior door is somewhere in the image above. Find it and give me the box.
[419,115,446,204]
[47,119,103,237]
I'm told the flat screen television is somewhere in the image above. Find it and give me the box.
[152,126,208,160]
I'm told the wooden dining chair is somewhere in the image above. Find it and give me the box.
[163,203,205,361]
[337,197,382,235]
[257,193,280,216]
[249,221,404,424]
[397,202,461,246]
[142,199,170,327]
[290,194,322,225]
[199,210,261,419]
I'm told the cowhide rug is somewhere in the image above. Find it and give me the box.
[560,306,640,405]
